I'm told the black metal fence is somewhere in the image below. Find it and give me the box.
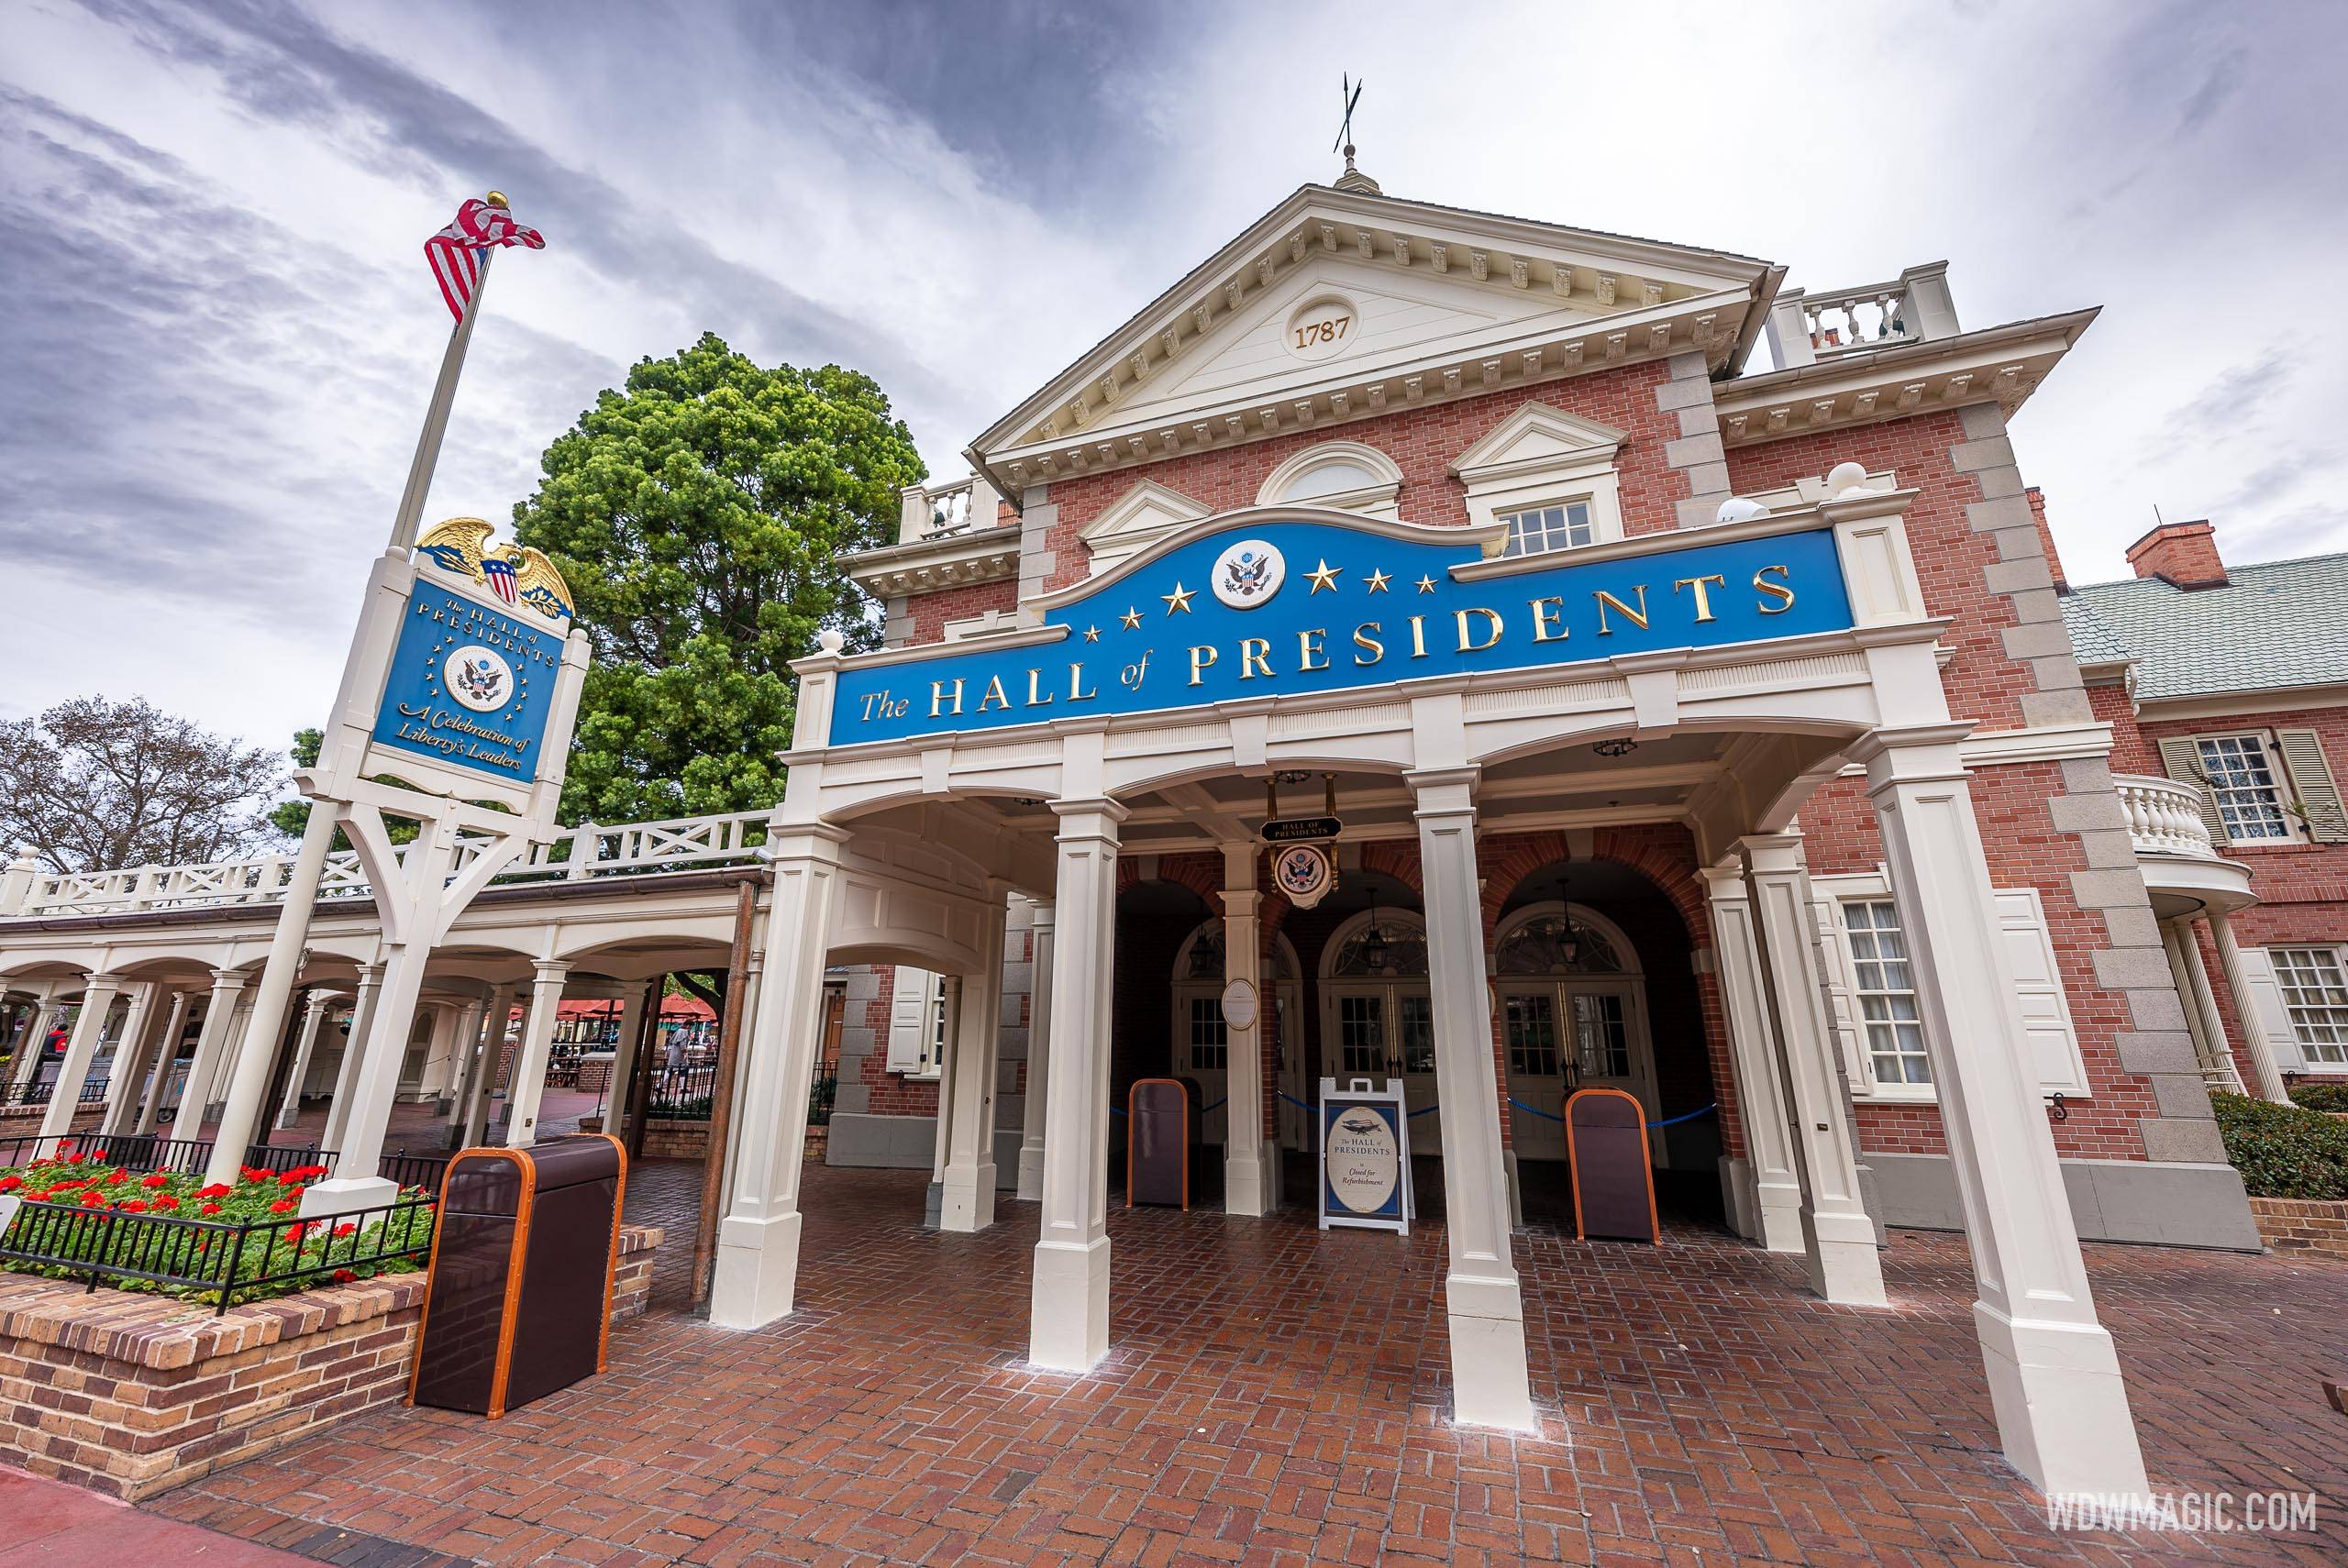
[0,1076,110,1111]
[645,1061,718,1118]
[0,1192,438,1312]
[0,1133,451,1195]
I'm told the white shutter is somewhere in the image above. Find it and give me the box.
[1992,888,2089,1095]
[885,966,939,1073]
[2275,729,2348,843]
[1807,895,1877,1093]
[2236,947,2310,1073]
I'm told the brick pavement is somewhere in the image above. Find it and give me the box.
[113,1155,2342,1567]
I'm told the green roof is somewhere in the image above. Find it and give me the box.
[2065,552,2348,701]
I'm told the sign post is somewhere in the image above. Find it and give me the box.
[1316,1076,1414,1234]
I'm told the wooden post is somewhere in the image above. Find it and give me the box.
[692,876,759,1313]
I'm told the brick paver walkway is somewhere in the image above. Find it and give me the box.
[120,1157,2343,1567]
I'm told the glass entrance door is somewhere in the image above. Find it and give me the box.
[1321,984,1442,1154]
[1501,988,1567,1159]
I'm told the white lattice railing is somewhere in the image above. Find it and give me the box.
[2114,774,2222,862]
[2,809,774,920]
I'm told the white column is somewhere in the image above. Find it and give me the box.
[1016,902,1055,1202]
[413,1002,463,1101]
[1028,801,1123,1372]
[320,963,385,1152]
[97,983,161,1133]
[2164,922,2245,1092]
[1409,769,1535,1430]
[2207,912,2292,1104]
[941,901,1009,1232]
[37,973,124,1145]
[1853,726,2149,1499]
[161,968,249,1145]
[461,986,515,1147]
[502,961,570,1146]
[710,827,846,1330]
[98,983,157,1123]
[8,988,55,1089]
[1701,868,1806,1253]
[275,992,338,1130]
[928,976,960,1198]
[601,980,655,1132]
[1220,841,1275,1216]
[1737,834,1888,1306]
[205,995,255,1114]
[134,990,192,1133]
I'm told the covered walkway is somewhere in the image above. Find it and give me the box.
[144,1163,2345,1568]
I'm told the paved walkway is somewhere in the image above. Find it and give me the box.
[89,1156,2338,1568]
[0,1464,313,1565]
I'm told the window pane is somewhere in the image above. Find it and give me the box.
[1500,502,1595,558]
[1841,900,1933,1086]
[1504,993,1559,1077]
[1189,996,1228,1071]
[1396,995,1435,1075]
[1570,992,1630,1079]
[2273,947,2348,1065]
[2198,735,2294,842]
[1337,994,1386,1075]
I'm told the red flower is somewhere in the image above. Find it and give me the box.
[61,1152,83,1165]
[139,1173,168,1188]
[198,1202,223,1217]
[331,1268,357,1284]
[334,1223,357,1238]
[269,1199,296,1213]
[77,1191,106,1207]
[151,1196,180,1212]
[283,1185,306,1200]
[242,1167,276,1184]
[195,1183,233,1199]
[0,1176,22,1192]
[283,1221,309,1242]
[117,1199,147,1213]
[104,1170,127,1186]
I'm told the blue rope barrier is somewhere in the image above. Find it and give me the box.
[1508,1098,1717,1130]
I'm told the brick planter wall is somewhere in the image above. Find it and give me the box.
[0,1221,663,1500]
[638,1119,710,1160]
[2248,1198,2348,1262]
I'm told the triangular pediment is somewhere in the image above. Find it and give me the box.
[972,182,1778,494]
[1080,478,1212,571]
[1448,403,1625,483]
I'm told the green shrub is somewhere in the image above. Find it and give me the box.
[2210,1091,2348,1200]
[2287,1080,2348,1113]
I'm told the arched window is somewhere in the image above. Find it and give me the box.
[1257,441,1404,521]
[1493,911,1624,975]
[1324,910,1429,978]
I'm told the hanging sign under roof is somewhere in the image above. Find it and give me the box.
[823,516,1853,747]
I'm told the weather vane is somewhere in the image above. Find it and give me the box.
[1334,72,1364,161]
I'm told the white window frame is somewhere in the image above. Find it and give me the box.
[1840,898,1933,1092]
[2268,945,2348,1067]
[1445,402,1627,551]
[2192,731,2304,846]
[1255,441,1403,520]
[885,966,949,1080]
[1498,499,1598,558]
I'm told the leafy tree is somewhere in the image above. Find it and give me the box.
[0,697,282,873]
[515,333,924,823]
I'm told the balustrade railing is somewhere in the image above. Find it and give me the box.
[2113,774,2222,861]
[5,808,774,921]
[1801,282,1914,355]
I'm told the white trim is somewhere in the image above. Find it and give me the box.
[1255,441,1404,521]
[1446,403,1627,550]
[1078,479,1213,573]
[2137,685,2348,723]
[1832,720,2114,777]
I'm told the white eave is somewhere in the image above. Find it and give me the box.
[840,527,1021,600]
[1714,308,2099,447]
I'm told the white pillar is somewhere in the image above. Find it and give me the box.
[8,987,55,1089]
[1700,868,1806,1253]
[1853,726,2149,1499]
[2164,922,2245,1093]
[37,973,124,1145]
[1016,902,1055,1202]
[161,968,249,1145]
[710,827,847,1330]
[1737,834,1888,1306]
[1220,842,1276,1216]
[461,986,515,1147]
[1409,768,1535,1430]
[97,983,162,1133]
[412,1002,462,1101]
[134,990,192,1134]
[941,901,1009,1231]
[601,979,655,1132]
[1028,801,1122,1372]
[274,992,338,1130]
[502,961,570,1146]
[320,964,385,1152]
[2207,912,2292,1104]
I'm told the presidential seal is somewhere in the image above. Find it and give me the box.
[1273,842,1335,908]
[1212,538,1285,609]
[444,646,515,712]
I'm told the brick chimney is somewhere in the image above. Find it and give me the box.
[2024,487,2067,591]
[2125,519,2228,589]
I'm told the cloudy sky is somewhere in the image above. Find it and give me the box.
[5,0,2344,758]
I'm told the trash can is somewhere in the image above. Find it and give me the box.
[408,1132,628,1418]
[1126,1077,1195,1209]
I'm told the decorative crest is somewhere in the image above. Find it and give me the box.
[414,516,575,623]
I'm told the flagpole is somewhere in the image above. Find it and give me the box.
[388,243,493,553]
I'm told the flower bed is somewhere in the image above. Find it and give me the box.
[0,1141,435,1310]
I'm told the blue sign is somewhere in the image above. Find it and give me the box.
[1322,1092,1408,1228]
[370,580,564,782]
[830,519,1852,745]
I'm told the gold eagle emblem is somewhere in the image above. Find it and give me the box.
[414,516,576,624]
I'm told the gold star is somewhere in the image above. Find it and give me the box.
[1161,582,1195,614]
[1305,558,1343,593]
[1363,569,1392,594]
[1120,607,1143,630]
[1415,574,1438,594]
[1083,624,1101,642]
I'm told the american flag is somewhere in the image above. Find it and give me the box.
[423,197,546,321]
